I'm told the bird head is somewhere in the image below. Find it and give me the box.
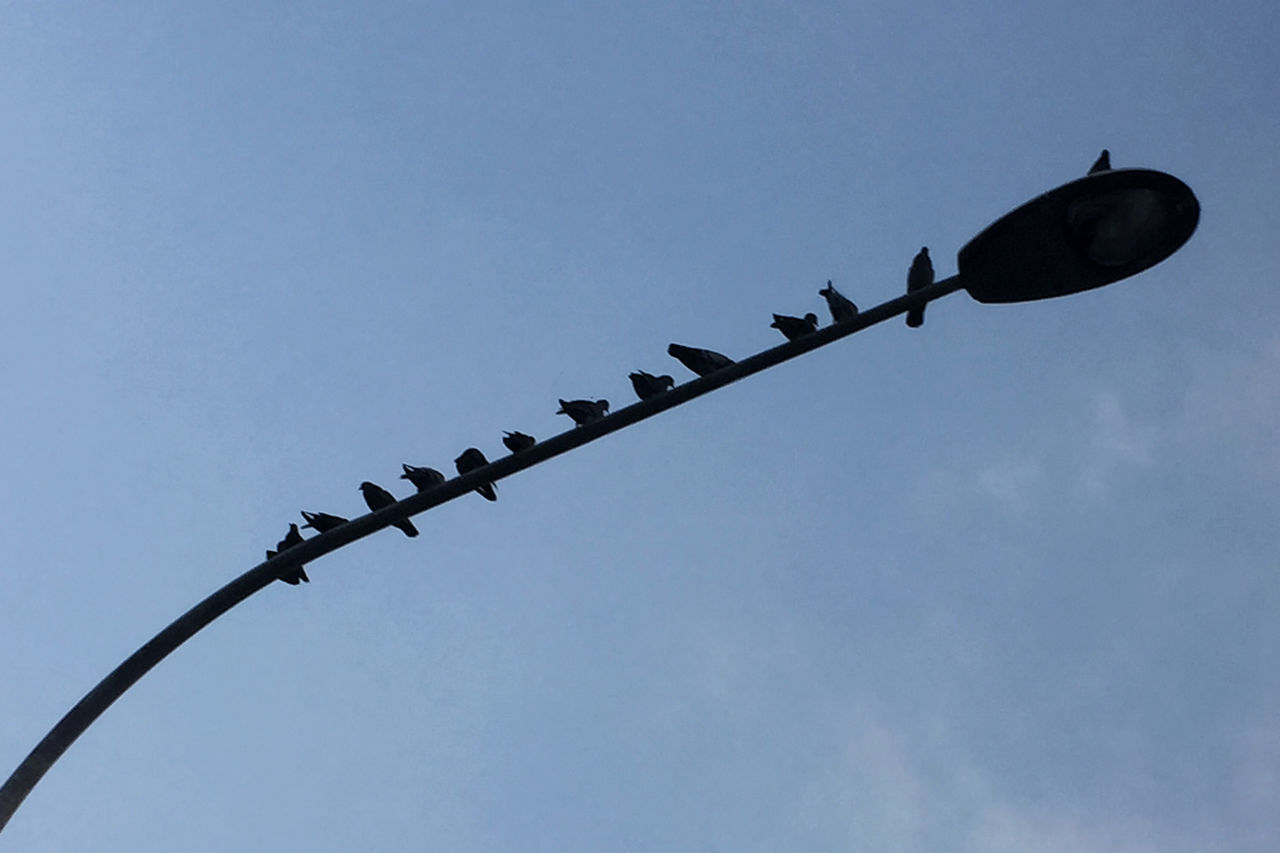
[804,313,818,324]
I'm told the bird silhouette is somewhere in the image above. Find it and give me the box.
[359,481,419,537]
[770,312,819,341]
[455,448,498,502]
[300,510,348,533]
[819,281,858,323]
[905,247,933,328]
[503,431,536,453]
[629,370,674,401]
[667,343,734,377]
[266,523,309,585]
[557,398,610,427]
[1088,149,1111,175]
[401,464,446,492]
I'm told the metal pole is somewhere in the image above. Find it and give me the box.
[0,274,964,833]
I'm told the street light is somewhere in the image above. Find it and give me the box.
[959,168,1199,304]
[0,165,1200,834]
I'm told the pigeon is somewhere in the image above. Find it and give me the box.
[265,523,304,558]
[300,510,348,533]
[455,448,498,502]
[667,343,735,377]
[503,431,537,453]
[770,312,819,342]
[905,247,933,328]
[358,481,419,537]
[400,463,446,492]
[1088,149,1111,175]
[265,523,309,585]
[629,370,675,401]
[819,280,858,323]
[557,398,610,427]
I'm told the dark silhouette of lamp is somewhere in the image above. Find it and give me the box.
[958,168,1199,304]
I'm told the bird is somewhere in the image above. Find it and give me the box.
[629,370,674,401]
[455,448,498,502]
[667,343,735,377]
[557,398,610,427]
[265,523,309,585]
[905,247,933,328]
[265,523,304,558]
[400,463,446,492]
[358,481,419,537]
[300,510,348,533]
[819,280,858,323]
[1088,149,1111,175]
[503,431,536,453]
[770,312,819,341]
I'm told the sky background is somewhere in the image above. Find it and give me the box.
[1,1,1278,850]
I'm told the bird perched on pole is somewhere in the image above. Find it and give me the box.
[401,463,446,492]
[819,281,858,324]
[300,510,348,534]
[905,247,933,328]
[1088,149,1111,175]
[358,481,419,537]
[770,312,819,342]
[557,398,610,427]
[265,523,309,585]
[667,343,734,377]
[629,370,674,401]
[502,431,536,453]
[455,448,498,502]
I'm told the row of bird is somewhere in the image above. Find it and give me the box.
[266,149,1115,584]
[259,272,917,585]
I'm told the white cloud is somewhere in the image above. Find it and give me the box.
[975,454,1046,513]
[966,803,1161,853]
[917,334,1280,513]
[1079,391,1157,496]
[1170,335,1280,481]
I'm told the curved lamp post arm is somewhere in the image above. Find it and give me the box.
[0,275,962,833]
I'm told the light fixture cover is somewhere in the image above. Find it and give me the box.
[958,169,1199,304]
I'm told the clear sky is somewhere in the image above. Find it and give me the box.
[2,1,1277,850]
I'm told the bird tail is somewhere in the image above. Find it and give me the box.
[906,306,925,328]
[280,567,308,585]
[478,484,498,502]
[396,519,420,537]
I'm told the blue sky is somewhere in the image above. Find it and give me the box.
[2,1,1277,850]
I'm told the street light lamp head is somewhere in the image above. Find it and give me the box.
[958,168,1199,304]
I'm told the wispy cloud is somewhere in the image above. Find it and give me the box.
[975,454,1046,514]
[1171,335,1280,481]
[1079,391,1157,497]
[915,334,1280,514]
